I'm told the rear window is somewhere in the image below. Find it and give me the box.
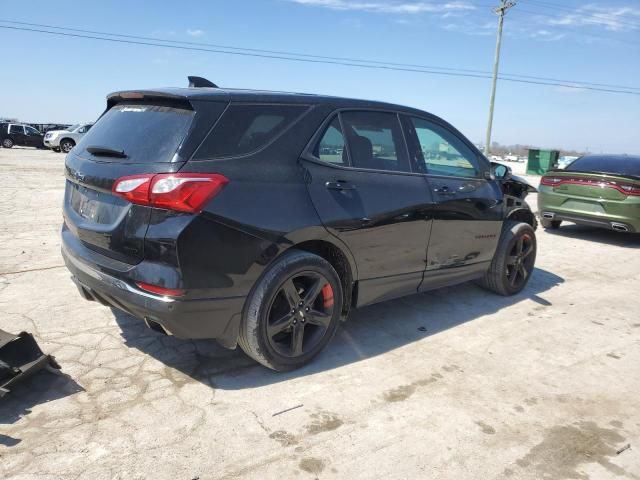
[195,104,307,159]
[76,104,194,163]
[567,156,640,177]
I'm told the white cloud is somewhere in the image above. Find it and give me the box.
[288,0,476,14]
[545,4,640,32]
[186,29,205,37]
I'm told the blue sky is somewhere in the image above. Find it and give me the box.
[1,0,639,153]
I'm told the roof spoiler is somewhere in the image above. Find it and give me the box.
[188,76,219,88]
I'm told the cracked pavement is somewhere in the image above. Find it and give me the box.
[1,148,639,479]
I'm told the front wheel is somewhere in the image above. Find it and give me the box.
[477,221,537,296]
[2,138,14,148]
[60,139,75,153]
[238,250,343,371]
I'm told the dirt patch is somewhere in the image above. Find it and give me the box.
[475,421,496,435]
[305,411,343,435]
[607,353,621,360]
[269,430,297,446]
[382,374,440,402]
[514,405,525,413]
[299,457,325,475]
[514,421,629,479]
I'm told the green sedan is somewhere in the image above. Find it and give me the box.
[538,154,640,233]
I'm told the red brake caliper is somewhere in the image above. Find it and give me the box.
[321,284,334,309]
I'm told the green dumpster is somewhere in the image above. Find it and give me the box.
[527,149,560,175]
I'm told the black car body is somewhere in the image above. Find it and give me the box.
[1,123,45,149]
[62,80,538,370]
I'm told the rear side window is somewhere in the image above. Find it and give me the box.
[340,111,410,172]
[9,125,24,135]
[567,156,640,177]
[196,104,306,159]
[76,104,194,163]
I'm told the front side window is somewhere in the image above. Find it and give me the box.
[314,116,347,165]
[9,125,24,135]
[25,126,40,135]
[340,111,410,172]
[408,117,478,178]
[196,104,307,159]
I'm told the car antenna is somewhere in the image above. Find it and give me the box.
[188,76,219,88]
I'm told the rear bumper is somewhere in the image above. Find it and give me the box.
[540,210,637,233]
[62,241,245,342]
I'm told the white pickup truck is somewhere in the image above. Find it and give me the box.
[44,123,93,153]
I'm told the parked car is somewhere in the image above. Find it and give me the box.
[61,78,538,371]
[1,123,45,149]
[539,154,640,233]
[44,123,93,153]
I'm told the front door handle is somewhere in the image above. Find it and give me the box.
[326,181,356,191]
[434,185,456,195]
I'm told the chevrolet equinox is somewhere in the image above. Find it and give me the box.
[62,77,538,371]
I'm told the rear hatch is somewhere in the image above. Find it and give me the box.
[63,94,226,264]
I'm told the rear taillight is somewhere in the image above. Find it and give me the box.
[619,184,640,196]
[540,176,640,196]
[540,177,563,186]
[112,173,229,213]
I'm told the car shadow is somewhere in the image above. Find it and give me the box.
[0,371,84,429]
[112,267,564,390]
[546,224,640,248]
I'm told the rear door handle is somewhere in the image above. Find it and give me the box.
[326,181,356,191]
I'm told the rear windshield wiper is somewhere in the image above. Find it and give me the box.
[86,145,128,158]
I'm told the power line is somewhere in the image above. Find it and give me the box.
[2,19,639,92]
[1,23,639,96]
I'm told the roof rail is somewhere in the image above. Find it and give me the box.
[188,76,219,88]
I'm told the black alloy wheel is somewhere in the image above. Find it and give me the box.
[238,250,343,371]
[505,232,535,289]
[266,271,335,358]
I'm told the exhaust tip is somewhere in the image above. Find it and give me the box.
[611,222,629,233]
[144,317,172,336]
[542,212,555,219]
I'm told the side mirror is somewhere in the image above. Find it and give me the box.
[491,162,512,180]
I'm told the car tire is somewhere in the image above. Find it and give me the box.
[541,217,561,229]
[477,221,537,296]
[238,249,343,371]
[60,139,75,153]
[2,138,13,148]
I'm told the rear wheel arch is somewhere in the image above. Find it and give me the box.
[290,239,355,317]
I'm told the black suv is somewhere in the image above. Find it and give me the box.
[62,78,538,371]
[1,123,45,149]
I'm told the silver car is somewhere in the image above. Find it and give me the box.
[44,123,93,153]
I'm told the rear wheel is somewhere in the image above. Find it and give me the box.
[478,221,537,296]
[2,138,13,148]
[541,217,561,229]
[60,139,75,153]
[238,250,343,371]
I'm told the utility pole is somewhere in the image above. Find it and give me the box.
[485,0,516,156]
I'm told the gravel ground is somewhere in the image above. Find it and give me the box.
[1,147,639,480]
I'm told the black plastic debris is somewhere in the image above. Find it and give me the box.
[0,329,60,397]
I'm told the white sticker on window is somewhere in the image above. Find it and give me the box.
[120,107,147,112]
